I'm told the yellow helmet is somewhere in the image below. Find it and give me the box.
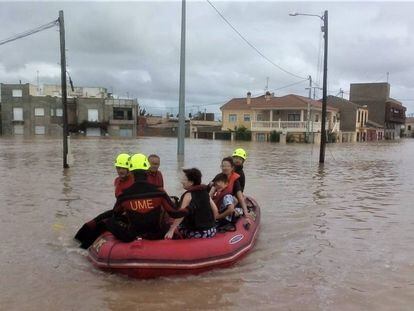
[114,153,130,169]
[232,148,247,160]
[129,153,150,171]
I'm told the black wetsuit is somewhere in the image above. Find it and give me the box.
[234,165,245,192]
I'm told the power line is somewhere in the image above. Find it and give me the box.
[206,0,307,80]
[272,79,308,92]
[0,19,58,46]
[146,79,310,114]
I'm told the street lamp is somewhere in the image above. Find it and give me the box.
[290,10,328,163]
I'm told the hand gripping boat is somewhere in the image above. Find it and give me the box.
[87,196,260,278]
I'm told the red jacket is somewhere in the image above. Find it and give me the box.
[146,170,164,189]
[213,172,240,207]
[114,174,134,198]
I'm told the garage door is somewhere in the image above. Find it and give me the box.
[86,128,101,136]
[14,125,24,135]
[119,129,133,137]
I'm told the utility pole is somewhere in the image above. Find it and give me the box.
[305,75,312,143]
[59,10,69,168]
[320,10,328,164]
[289,11,328,151]
[177,0,186,157]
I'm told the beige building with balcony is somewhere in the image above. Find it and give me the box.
[221,92,340,142]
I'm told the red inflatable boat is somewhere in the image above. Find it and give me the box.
[87,196,260,278]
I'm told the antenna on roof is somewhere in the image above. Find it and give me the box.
[265,77,269,93]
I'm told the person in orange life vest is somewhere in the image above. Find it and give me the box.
[165,168,218,239]
[212,173,242,223]
[108,153,187,241]
[232,148,247,192]
[74,153,133,248]
[209,157,252,219]
[146,154,164,190]
[114,153,134,197]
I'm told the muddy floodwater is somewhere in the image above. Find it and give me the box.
[1,136,414,310]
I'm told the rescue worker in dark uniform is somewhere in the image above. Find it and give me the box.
[232,148,247,192]
[75,153,187,249]
[107,153,187,241]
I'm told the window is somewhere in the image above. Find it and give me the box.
[35,108,45,116]
[35,126,45,135]
[12,89,22,97]
[50,109,55,116]
[229,114,237,122]
[113,107,133,120]
[243,114,251,122]
[288,113,300,121]
[56,108,63,117]
[88,109,99,122]
[357,110,360,122]
[315,114,319,122]
[113,108,124,120]
[13,108,23,121]
[256,113,264,121]
[408,125,412,131]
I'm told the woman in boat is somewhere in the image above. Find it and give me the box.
[209,157,251,220]
[165,168,218,239]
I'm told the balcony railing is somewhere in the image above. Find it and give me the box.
[386,114,406,124]
[251,120,338,132]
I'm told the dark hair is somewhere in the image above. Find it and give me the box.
[148,154,160,160]
[222,156,234,167]
[183,168,202,185]
[212,173,228,184]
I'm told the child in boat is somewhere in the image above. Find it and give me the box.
[114,153,134,198]
[209,157,251,219]
[232,148,247,192]
[147,154,164,190]
[165,168,218,239]
[212,173,243,223]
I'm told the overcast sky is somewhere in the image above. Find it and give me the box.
[0,1,413,117]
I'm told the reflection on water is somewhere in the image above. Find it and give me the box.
[1,137,414,310]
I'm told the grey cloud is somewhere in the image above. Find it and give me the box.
[0,1,413,114]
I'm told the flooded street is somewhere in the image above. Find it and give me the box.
[1,136,414,310]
